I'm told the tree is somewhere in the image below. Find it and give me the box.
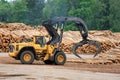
[90,0,104,30]
[0,0,119,32]
[43,0,68,19]
[10,0,28,23]
[109,0,120,32]
[68,0,94,30]
[0,0,11,22]
[24,0,45,25]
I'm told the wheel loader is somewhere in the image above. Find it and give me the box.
[9,17,101,65]
[9,35,66,65]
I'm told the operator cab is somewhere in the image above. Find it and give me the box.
[35,36,46,47]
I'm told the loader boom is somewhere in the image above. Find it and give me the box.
[42,17,102,59]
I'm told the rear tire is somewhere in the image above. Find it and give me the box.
[54,51,66,65]
[20,51,34,64]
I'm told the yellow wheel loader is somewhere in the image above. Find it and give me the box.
[9,36,66,65]
[9,17,102,65]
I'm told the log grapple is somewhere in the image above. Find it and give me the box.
[42,17,102,59]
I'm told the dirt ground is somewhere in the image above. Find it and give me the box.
[0,54,120,80]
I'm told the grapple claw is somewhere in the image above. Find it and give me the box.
[72,40,102,59]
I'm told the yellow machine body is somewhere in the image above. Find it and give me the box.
[9,36,56,61]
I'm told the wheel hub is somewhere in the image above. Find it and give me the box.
[57,55,64,63]
[24,54,31,61]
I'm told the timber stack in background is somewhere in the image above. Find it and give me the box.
[0,23,47,52]
[0,23,120,53]
[0,22,120,64]
[0,22,120,53]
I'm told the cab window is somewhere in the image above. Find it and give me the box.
[36,36,46,47]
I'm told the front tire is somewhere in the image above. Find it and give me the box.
[54,51,66,65]
[20,51,34,64]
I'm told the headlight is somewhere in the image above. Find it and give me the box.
[9,45,14,52]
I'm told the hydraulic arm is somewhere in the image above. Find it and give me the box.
[42,17,102,59]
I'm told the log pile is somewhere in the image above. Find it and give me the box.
[69,45,120,64]
[0,23,41,52]
[0,22,120,54]
[61,30,120,54]
[0,23,33,31]
[0,34,21,52]
[0,22,120,64]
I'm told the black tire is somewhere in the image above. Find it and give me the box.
[54,51,66,65]
[44,60,54,64]
[20,51,34,64]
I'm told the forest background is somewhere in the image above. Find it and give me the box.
[0,0,120,32]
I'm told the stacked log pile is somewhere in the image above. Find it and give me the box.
[62,30,120,64]
[0,23,33,31]
[0,23,41,52]
[68,45,120,64]
[0,22,120,54]
[62,30,120,53]
[0,22,120,64]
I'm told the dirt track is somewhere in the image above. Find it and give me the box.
[0,53,120,80]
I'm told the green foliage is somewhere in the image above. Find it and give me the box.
[0,0,45,25]
[67,0,93,30]
[24,0,45,25]
[0,0,120,32]
[64,23,78,31]
[10,0,28,22]
[109,0,120,32]
[0,1,11,22]
[43,0,68,19]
